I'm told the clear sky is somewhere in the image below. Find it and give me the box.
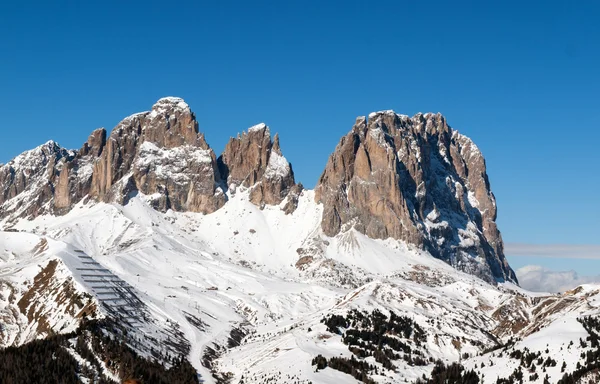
[1,1,598,276]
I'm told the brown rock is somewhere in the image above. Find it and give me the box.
[143,97,207,148]
[54,128,107,213]
[219,124,297,211]
[0,141,73,219]
[53,163,71,210]
[90,97,225,214]
[0,97,226,220]
[282,183,303,215]
[79,128,106,157]
[315,111,516,283]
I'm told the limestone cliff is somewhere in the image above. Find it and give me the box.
[218,123,298,212]
[315,111,516,283]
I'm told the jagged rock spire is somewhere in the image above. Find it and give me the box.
[218,123,299,212]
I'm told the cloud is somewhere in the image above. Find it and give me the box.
[515,265,600,293]
[505,243,600,259]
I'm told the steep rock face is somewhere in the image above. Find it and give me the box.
[79,127,107,157]
[0,98,227,221]
[315,111,516,283]
[0,129,111,221]
[0,141,76,220]
[0,98,298,221]
[53,128,107,213]
[89,97,226,213]
[219,123,298,211]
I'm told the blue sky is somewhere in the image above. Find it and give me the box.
[1,1,598,275]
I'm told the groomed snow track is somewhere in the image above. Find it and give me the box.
[68,249,191,361]
[74,249,146,328]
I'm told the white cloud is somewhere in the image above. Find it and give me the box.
[505,243,600,259]
[516,265,600,293]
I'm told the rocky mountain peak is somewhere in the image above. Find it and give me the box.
[153,96,190,111]
[140,96,208,149]
[218,123,299,212]
[0,140,74,220]
[315,112,516,283]
[19,140,66,163]
[219,123,273,188]
[272,133,282,153]
[247,122,269,134]
[88,97,224,212]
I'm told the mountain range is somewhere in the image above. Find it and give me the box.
[0,97,598,384]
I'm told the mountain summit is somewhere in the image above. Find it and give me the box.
[89,96,225,213]
[315,111,515,283]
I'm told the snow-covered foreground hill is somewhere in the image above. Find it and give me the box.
[1,189,599,383]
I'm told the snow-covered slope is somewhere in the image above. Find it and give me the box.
[1,188,598,383]
[0,231,97,347]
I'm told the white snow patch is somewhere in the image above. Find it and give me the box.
[248,123,268,133]
[265,151,291,179]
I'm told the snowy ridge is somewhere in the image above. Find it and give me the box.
[0,232,97,347]
[0,141,74,220]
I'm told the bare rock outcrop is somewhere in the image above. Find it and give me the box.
[0,98,226,220]
[0,98,295,221]
[219,123,298,212]
[315,111,516,283]
[79,127,107,157]
[89,97,226,213]
[53,128,107,213]
[0,141,72,219]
